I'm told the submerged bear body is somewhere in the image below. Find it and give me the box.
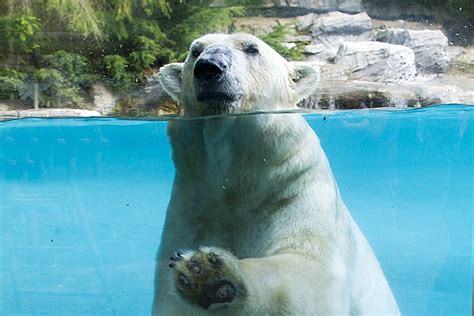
[153,33,400,315]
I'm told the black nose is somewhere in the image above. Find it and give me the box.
[194,58,226,82]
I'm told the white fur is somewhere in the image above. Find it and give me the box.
[153,33,400,315]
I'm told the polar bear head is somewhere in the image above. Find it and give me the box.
[159,33,319,116]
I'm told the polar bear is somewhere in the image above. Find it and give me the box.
[153,33,400,315]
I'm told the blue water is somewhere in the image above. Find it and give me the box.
[0,105,472,315]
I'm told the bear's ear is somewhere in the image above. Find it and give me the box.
[289,62,320,100]
[159,63,184,102]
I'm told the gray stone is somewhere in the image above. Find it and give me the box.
[231,17,295,37]
[304,45,336,62]
[376,29,450,73]
[91,83,117,115]
[304,44,325,55]
[311,12,374,58]
[18,109,101,117]
[313,12,372,36]
[0,110,20,118]
[296,13,317,32]
[446,46,465,60]
[334,41,416,82]
[448,45,474,76]
[319,63,352,81]
[282,42,297,49]
[212,0,363,13]
[285,34,313,43]
[299,76,473,110]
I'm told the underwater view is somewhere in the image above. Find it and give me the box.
[0,105,472,315]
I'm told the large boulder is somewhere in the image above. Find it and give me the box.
[311,12,373,58]
[334,41,416,82]
[376,29,450,73]
[313,11,372,35]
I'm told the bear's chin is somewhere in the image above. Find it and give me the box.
[198,99,240,116]
[196,93,242,116]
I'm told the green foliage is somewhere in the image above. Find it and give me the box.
[169,5,246,60]
[0,0,242,109]
[47,51,98,86]
[103,55,132,83]
[260,25,304,61]
[0,14,41,54]
[129,36,165,71]
[0,67,26,99]
[44,0,104,41]
[32,68,86,107]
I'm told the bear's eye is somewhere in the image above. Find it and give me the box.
[243,44,259,55]
[191,43,204,58]
[191,47,202,58]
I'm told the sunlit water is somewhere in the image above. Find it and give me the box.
[0,105,472,315]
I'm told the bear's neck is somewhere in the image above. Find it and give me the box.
[167,113,327,207]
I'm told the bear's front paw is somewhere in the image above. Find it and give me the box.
[169,246,246,310]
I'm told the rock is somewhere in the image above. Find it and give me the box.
[304,44,325,55]
[212,0,363,14]
[334,41,416,82]
[311,12,374,58]
[284,34,312,43]
[303,44,336,62]
[319,63,352,81]
[298,76,473,110]
[90,83,117,115]
[282,42,297,49]
[446,46,465,60]
[0,110,20,119]
[313,12,372,36]
[17,109,101,117]
[448,45,474,76]
[376,29,450,73]
[144,71,165,101]
[414,78,473,105]
[371,19,442,32]
[296,13,317,32]
[136,72,181,116]
[231,17,295,37]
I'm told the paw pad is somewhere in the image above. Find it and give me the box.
[169,247,246,310]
